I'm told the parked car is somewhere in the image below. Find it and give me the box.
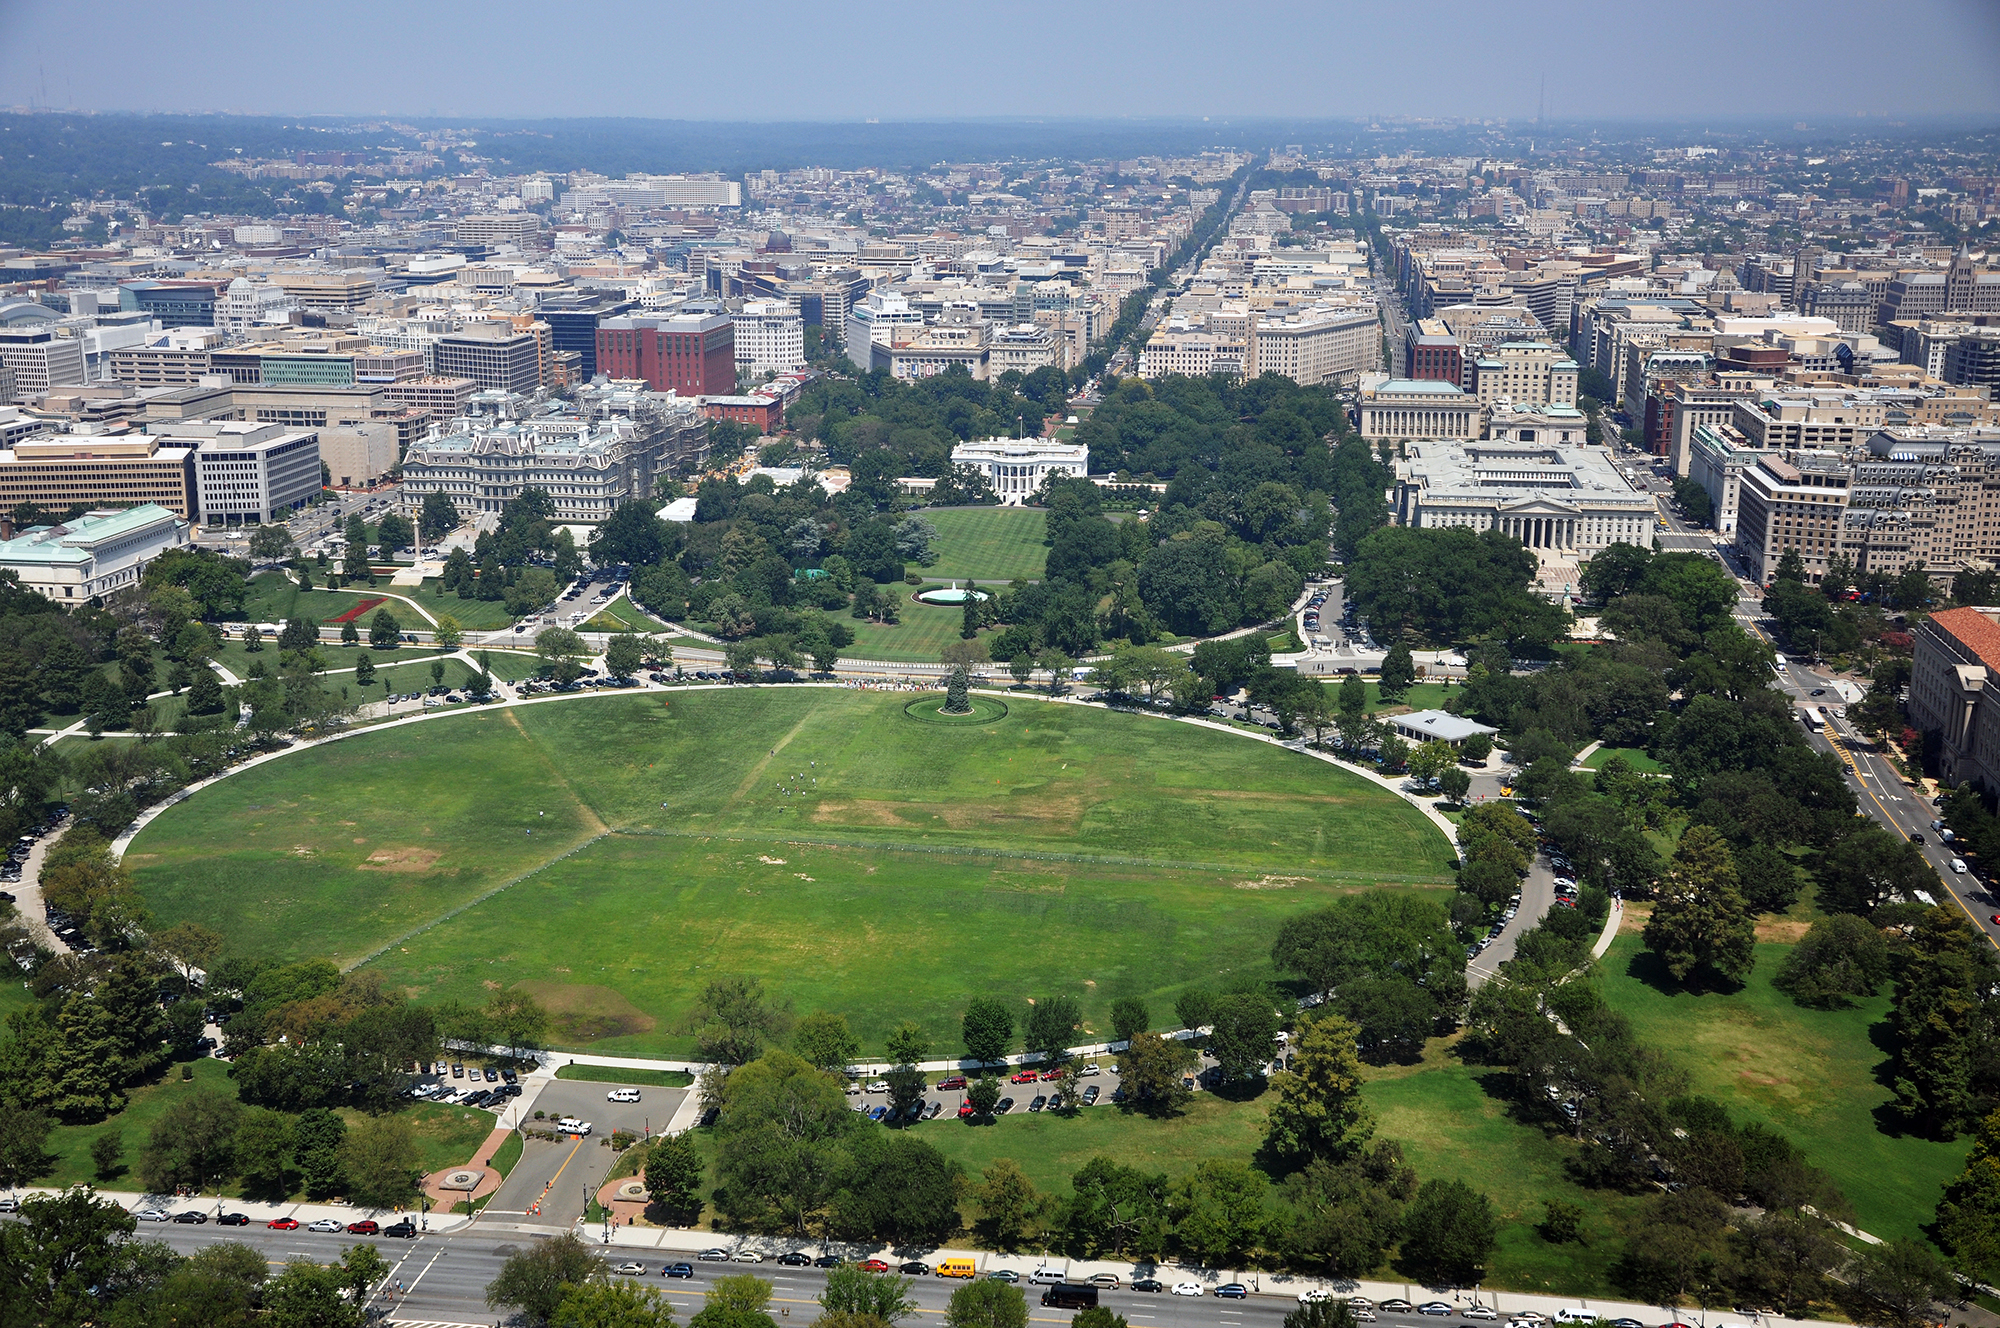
[664,1263,695,1278]
[1171,1282,1205,1296]
[607,1088,641,1102]
[134,1209,170,1222]
[995,1096,1016,1114]
[900,1262,931,1276]
[1299,1290,1334,1304]
[308,1219,345,1233]
[383,1221,417,1238]
[1418,1304,1455,1316]
[698,1249,731,1262]
[1089,1273,1121,1288]
[266,1217,301,1230]
[859,1259,892,1273]
[988,1270,1021,1283]
[733,1251,764,1263]
[1215,1285,1248,1299]
[346,1220,380,1235]
[1132,1278,1163,1293]
[1027,1095,1048,1112]
[216,1213,251,1227]
[170,1211,206,1224]
[778,1252,812,1266]
[935,1075,966,1091]
[1010,1070,1039,1084]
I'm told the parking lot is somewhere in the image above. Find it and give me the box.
[482,1076,686,1226]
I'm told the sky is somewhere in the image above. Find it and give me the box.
[3,0,1998,125]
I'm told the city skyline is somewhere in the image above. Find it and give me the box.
[3,0,1998,123]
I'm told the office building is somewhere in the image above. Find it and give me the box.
[1356,379,1481,443]
[845,292,926,370]
[434,324,546,395]
[0,433,199,519]
[1944,330,2000,392]
[1406,319,1463,385]
[399,416,634,522]
[171,422,323,525]
[1734,451,1852,584]
[0,503,190,603]
[117,280,224,329]
[949,438,1089,505]
[732,300,806,376]
[1246,304,1380,386]
[106,328,226,388]
[1686,423,1775,535]
[386,376,478,418]
[216,278,296,335]
[320,422,398,489]
[1910,607,2000,791]
[0,327,87,395]
[701,395,784,434]
[452,214,543,247]
[270,271,379,313]
[537,292,637,380]
[989,323,1067,375]
[596,314,736,396]
[1472,342,1579,410]
[1393,439,1657,558]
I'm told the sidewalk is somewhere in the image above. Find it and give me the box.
[3,1186,475,1234]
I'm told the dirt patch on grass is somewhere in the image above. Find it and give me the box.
[1619,902,1652,935]
[512,980,657,1042]
[1237,875,1307,890]
[811,792,1086,833]
[358,847,444,873]
[1756,917,1813,943]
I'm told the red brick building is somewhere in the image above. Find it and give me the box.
[701,394,783,434]
[595,314,735,396]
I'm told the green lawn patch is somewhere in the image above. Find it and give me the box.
[130,690,1453,1057]
[921,508,1048,582]
[344,657,481,699]
[240,574,375,627]
[490,1130,524,1180]
[367,1100,495,1177]
[844,598,989,663]
[1581,747,1663,772]
[1364,681,1455,714]
[471,650,545,682]
[412,582,521,630]
[42,1057,242,1191]
[1596,933,1968,1243]
[555,1064,695,1088]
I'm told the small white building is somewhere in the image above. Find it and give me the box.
[1386,708,1499,748]
[949,437,1089,505]
[0,503,189,602]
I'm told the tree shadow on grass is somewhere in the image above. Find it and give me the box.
[1621,944,1747,997]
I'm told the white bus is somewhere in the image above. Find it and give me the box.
[1773,652,1789,675]
[1800,704,1824,733]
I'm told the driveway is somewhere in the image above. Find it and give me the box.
[482,1079,686,1225]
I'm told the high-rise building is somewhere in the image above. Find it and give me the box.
[117,280,225,328]
[732,300,806,376]
[1471,341,1579,410]
[452,214,543,247]
[173,422,323,525]
[434,325,545,395]
[537,292,637,380]
[0,326,87,394]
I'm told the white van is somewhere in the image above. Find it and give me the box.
[1552,1312,1598,1325]
[1952,858,1969,874]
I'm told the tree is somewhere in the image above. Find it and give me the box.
[488,1233,605,1328]
[1283,1302,1359,1328]
[691,976,790,1066]
[1170,1159,1269,1267]
[354,655,375,688]
[1938,1109,2000,1287]
[138,1090,239,1193]
[1117,1031,1196,1115]
[429,659,446,689]
[89,1129,123,1181]
[643,1131,705,1222]
[1207,989,1280,1084]
[363,606,399,649]
[1008,652,1035,687]
[974,1159,1044,1252]
[944,665,971,714]
[537,627,588,684]
[1817,822,1933,915]
[488,988,550,1059]
[0,1110,53,1190]
[1024,995,1080,1063]
[725,639,762,678]
[885,1020,931,1068]
[590,500,675,569]
[1039,649,1074,696]
[1775,914,1891,1008]
[376,512,414,553]
[606,634,645,681]
[291,1108,346,1200]
[420,491,461,541]
[1642,826,1756,984]
[263,1258,364,1328]
[1461,732,1493,763]
[1398,1178,1498,1285]
[819,1265,918,1324]
[966,1075,1001,1118]
[234,1107,292,1201]
[1109,996,1148,1044]
[339,1242,391,1307]
[248,524,295,561]
[1849,1237,1955,1328]
[946,1280,1027,1328]
[792,1009,861,1074]
[343,538,373,585]
[553,1279,679,1328]
[243,625,264,653]
[1378,642,1415,700]
[152,920,223,988]
[1890,908,1997,1136]
[1264,1014,1374,1162]
[1438,766,1471,803]
[691,1274,779,1328]
[340,1114,419,1209]
[185,666,225,715]
[435,614,463,651]
[962,997,1015,1063]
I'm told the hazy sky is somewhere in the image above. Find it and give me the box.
[4,0,1998,124]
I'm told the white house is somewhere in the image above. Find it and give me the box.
[949,437,1090,505]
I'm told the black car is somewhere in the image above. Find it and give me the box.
[216,1213,250,1226]
[1133,1279,1164,1293]
[664,1263,695,1278]
[501,1069,518,1084]
[171,1211,206,1224]
[1607,1319,1645,1328]
[1028,1095,1048,1112]
[899,1262,930,1276]
[778,1252,812,1267]
[813,1255,844,1269]
[995,1096,1016,1114]
[383,1220,418,1238]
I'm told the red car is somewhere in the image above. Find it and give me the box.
[346,1220,380,1235]
[1010,1070,1038,1084]
[936,1076,967,1091]
[958,1102,976,1118]
[266,1217,300,1230]
[859,1259,892,1273]
[1041,1068,1063,1081]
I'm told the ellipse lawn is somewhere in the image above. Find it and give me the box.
[127,688,1453,1055]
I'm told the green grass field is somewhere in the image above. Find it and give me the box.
[1581,747,1663,772]
[844,598,991,663]
[921,508,1048,582]
[1596,933,1968,1243]
[414,582,521,631]
[474,650,547,682]
[554,1064,695,1088]
[129,689,1453,1056]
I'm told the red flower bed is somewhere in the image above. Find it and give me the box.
[326,597,388,624]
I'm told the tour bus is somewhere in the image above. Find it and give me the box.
[1800,705,1824,733]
